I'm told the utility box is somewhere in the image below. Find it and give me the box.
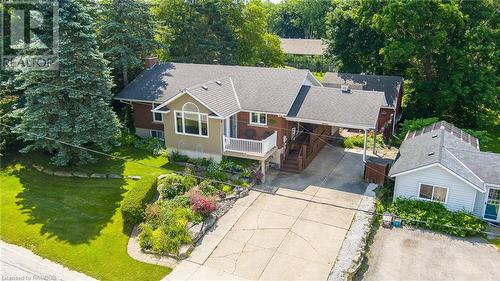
[364,157,392,185]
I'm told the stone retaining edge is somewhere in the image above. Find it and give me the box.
[327,183,378,281]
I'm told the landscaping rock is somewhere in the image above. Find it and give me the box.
[178,244,194,259]
[201,214,217,233]
[224,194,237,201]
[72,172,89,178]
[42,169,54,175]
[108,174,122,179]
[54,171,73,177]
[90,173,107,179]
[127,175,141,180]
[157,174,169,180]
[32,164,44,172]
[188,223,203,243]
[237,188,249,198]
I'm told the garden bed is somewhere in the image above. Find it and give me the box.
[171,152,260,183]
[136,165,252,259]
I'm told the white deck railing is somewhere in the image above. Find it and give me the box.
[223,131,277,156]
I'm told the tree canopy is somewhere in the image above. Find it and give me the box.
[325,0,499,128]
[152,0,283,66]
[267,0,332,39]
[97,0,157,87]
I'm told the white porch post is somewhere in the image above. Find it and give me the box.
[363,129,368,162]
[260,160,266,183]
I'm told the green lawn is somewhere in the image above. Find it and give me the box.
[491,238,500,250]
[0,146,179,281]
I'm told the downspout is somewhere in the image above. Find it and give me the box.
[363,129,368,163]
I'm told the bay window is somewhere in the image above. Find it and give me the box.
[175,102,208,137]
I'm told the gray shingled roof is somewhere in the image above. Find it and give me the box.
[115,62,311,114]
[389,121,499,191]
[184,77,240,118]
[446,149,500,186]
[322,73,403,107]
[286,85,385,129]
[280,38,326,55]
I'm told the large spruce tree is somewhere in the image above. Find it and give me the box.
[16,0,121,166]
[98,0,157,86]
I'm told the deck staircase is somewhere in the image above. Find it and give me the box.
[280,125,329,173]
[281,134,308,173]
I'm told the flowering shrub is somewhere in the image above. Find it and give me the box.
[188,188,216,216]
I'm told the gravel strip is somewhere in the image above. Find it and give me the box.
[328,183,377,281]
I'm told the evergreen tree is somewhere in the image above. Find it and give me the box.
[98,0,157,86]
[16,0,121,166]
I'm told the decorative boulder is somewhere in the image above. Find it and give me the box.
[72,172,89,178]
[42,169,54,175]
[201,214,217,233]
[157,174,169,180]
[32,164,44,172]
[238,189,249,198]
[90,173,107,179]
[54,171,73,177]
[178,244,194,259]
[188,223,203,243]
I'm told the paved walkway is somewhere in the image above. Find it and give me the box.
[0,241,96,281]
[164,187,363,281]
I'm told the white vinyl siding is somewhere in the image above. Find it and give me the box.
[393,165,477,213]
[473,190,486,217]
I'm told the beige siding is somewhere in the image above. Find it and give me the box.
[164,93,223,160]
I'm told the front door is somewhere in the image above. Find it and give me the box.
[484,187,500,221]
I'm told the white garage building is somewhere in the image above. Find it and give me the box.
[389,121,500,222]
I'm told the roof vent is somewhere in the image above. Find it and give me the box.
[215,80,222,85]
[341,84,351,93]
[201,85,208,90]
[428,152,435,156]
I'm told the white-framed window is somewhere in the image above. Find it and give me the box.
[174,102,209,137]
[418,184,448,203]
[152,103,163,123]
[150,129,164,141]
[249,112,267,126]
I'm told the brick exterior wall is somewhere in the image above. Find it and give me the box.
[236,112,296,149]
[132,102,164,131]
[377,108,394,132]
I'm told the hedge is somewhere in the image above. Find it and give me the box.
[121,176,158,225]
[388,198,487,237]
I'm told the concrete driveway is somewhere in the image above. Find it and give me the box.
[165,187,363,281]
[360,227,500,281]
[262,145,367,194]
